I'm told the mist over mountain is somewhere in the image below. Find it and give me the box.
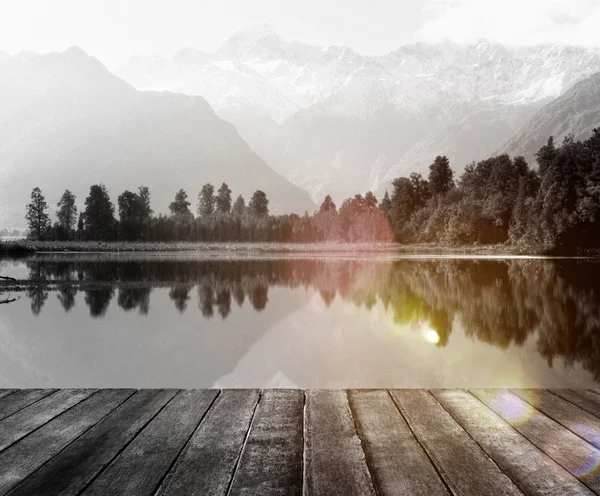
[116,25,600,202]
[500,71,600,162]
[0,47,315,227]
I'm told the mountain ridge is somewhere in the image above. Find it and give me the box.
[115,27,600,203]
[0,48,316,228]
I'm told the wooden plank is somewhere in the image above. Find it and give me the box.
[512,389,600,450]
[348,390,449,496]
[156,389,260,496]
[472,389,600,493]
[84,389,218,496]
[228,389,303,496]
[551,389,600,419]
[304,390,376,496]
[0,390,56,421]
[433,389,593,496]
[0,391,16,401]
[9,389,178,496]
[0,389,134,495]
[390,389,522,496]
[0,389,96,452]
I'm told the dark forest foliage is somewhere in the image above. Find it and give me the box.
[21,129,600,253]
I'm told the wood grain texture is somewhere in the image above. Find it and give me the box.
[433,389,592,496]
[304,390,376,496]
[8,389,178,496]
[0,390,56,422]
[512,389,600,450]
[228,389,304,496]
[0,389,96,452]
[551,390,600,419]
[0,389,134,495]
[473,389,600,494]
[156,389,260,496]
[390,389,522,496]
[348,389,450,496]
[84,389,218,496]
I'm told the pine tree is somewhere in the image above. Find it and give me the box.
[56,190,77,237]
[428,155,454,197]
[169,189,192,218]
[319,195,337,214]
[83,184,115,240]
[198,183,216,217]
[216,183,232,213]
[248,190,269,217]
[232,195,246,216]
[25,187,51,240]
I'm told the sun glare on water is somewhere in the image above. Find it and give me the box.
[423,328,440,344]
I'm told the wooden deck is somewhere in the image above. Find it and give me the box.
[0,390,599,495]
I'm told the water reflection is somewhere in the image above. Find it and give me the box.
[2,255,600,387]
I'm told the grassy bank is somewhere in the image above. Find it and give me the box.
[0,240,521,256]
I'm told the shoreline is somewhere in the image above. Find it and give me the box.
[2,239,599,257]
[1,240,520,256]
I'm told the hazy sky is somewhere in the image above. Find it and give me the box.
[1,0,599,68]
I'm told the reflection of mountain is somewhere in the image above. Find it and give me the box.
[5,255,600,384]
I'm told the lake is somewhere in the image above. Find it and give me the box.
[1,253,599,389]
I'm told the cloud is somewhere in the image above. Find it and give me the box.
[420,0,600,47]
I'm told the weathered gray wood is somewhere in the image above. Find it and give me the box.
[433,389,593,496]
[551,389,600,419]
[84,389,218,496]
[512,389,600,450]
[228,389,303,496]
[8,389,178,496]
[0,389,96,452]
[0,391,16,401]
[472,389,600,493]
[390,389,522,496]
[0,390,56,421]
[156,389,260,496]
[304,390,376,496]
[348,390,449,496]
[0,389,133,495]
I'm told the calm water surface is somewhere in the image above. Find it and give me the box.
[1,253,599,389]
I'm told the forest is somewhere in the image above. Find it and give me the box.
[18,129,600,253]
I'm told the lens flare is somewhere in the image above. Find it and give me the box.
[488,391,533,427]
[569,424,600,477]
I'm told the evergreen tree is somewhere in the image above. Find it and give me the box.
[428,155,454,197]
[83,184,115,240]
[25,187,51,240]
[319,195,337,214]
[380,190,392,217]
[216,183,232,213]
[232,195,246,216]
[169,189,192,218]
[56,190,77,238]
[198,183,216,217]
[364,191,378,207]
[138,186,153,220]
[249,190,269,217]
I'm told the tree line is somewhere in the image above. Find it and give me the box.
[23,129,600,252]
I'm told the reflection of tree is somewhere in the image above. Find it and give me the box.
[27,286,48,316]
[118,288,151,315]
[57,287,77,312]
[249,284,268,311]
[16,255,600,379]
[198,282,214,318]
[84,288,114,318]
[216,288,231,319]
[169,285,192,313]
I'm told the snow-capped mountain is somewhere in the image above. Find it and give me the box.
[116,25,600,203]
[500,71,600,162]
